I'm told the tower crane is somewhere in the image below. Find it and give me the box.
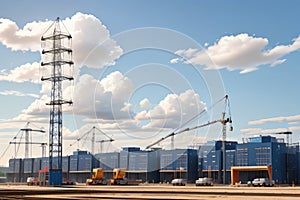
[20,127,46,158]
[9,141,47,158]
[96,139,115,153]
[9,122,46,158]
[145,95,233,184]
[70,126,114,154]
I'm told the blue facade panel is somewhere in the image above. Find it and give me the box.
[202,150,222,171]
[119,149,160,172]
[160,149,188,170]
[9,159,22,173]
[62,156,69,172]
[187,149,198,181]
[69,155,78,171]
[129,151,148,171]
[148,150,160,172]
[236,142,272,166]
[160,149,198,182]
[120,151,129,169]
[95,152,120,170]
[226,150,235,170]
[41,157,49,170]
[271,142,286,183]
[198,144,214,171]
[23,158,34,173]
[78,154,93,171]
[33,158,42,173]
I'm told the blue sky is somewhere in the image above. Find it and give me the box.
[0,0,299,166]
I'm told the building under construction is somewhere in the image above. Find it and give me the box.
[6,135,300,185]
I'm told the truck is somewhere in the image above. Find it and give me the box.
[86,168,107,185]
[110,168,128,185]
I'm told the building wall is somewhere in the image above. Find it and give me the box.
[5,137,300,185]
[160,149,197,182]
[95,152,120,170]
[235,136,290,184]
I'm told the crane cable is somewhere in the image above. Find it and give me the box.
[146,95,229,149]
[171,95,226,134]
[175,95,227,133]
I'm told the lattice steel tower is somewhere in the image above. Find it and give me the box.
[41,17,73,185]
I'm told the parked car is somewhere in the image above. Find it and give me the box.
[171,178,187,186]
[26,177,35,186]
[195,177,213,186]
[250,178,275,187]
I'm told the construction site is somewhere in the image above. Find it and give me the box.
[0,15,300,200]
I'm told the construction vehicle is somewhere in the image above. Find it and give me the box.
[110,168,128,185]
[86,168,107,185]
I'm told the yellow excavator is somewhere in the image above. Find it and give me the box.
[86,168,107,185]
[110,168,128,185]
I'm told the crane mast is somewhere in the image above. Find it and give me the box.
[20,127,46,158]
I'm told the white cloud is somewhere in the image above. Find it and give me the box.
[0,12,123,71]
[66,71,134,121]
[248,114,300,125]
[0,90,39,98]
[67,12,123,69]
[100,71,134,100]
[0,62,41,83]
[0,18,51,51]
[172,33,300,73]
[135,89,206,130]
[139,98,151,109]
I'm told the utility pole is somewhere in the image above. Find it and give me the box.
[41,17,73,186]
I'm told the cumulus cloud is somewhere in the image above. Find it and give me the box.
[135,89,206,130]
[15,95,50,119]
[139,98,151,109]
[0,62,41,83]
[0,18,51,51]
[248,114,300,125]
[67,71,134,120]
[0,12,122,70]
[67,12,123,68]
[172,33,300,73]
